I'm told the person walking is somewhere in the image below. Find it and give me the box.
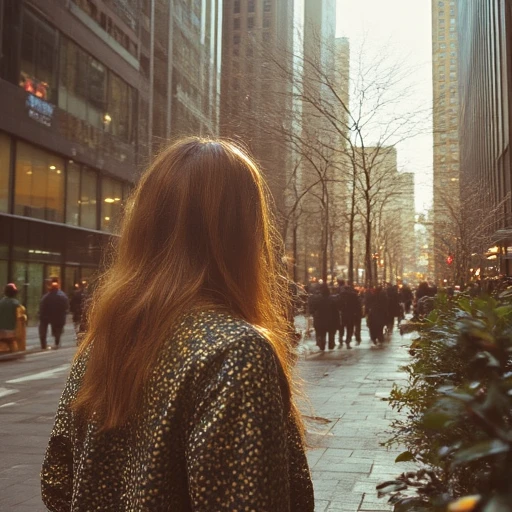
[310,282,339,350]
[39,281,69,349]
[338,282,362,349]
[70,281,88,336]
[366,287,389,344]
[41,138,314,512]
[386,285,401,334]
[0,283,27,353]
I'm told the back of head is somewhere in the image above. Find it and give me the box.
[320,283,330,297]
[4,283,18,298]
[75,137,293,431]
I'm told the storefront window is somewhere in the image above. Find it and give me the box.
[66,162,80,226]
[81,168,98,229]
[0,133,11,212]
[66,163,98,229]
[59,37,107,131]
[101,177,124,233]
[15,141,64,222]
[19,9,58,102]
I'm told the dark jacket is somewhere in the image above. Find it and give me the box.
[338,286,362,321]
[366,289,389,324]
[70,289,86,323]
[310,293,339,331]
[41,310,314,512]
[40,290,69,326]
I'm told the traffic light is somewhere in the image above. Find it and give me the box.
[446,255,454,265]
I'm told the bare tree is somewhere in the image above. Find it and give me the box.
[434,178,510,285]
[227,31,427,285]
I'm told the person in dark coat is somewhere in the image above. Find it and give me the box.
[366,287,388,344]
[39,281,69,349]
[309,282,339,350]
[70,282,88,335]
[386,285,401,333]
[338,282,362,349]
[400,284,413,314]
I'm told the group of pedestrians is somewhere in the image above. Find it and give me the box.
[308,280,362,350]
[0,278,88,353]
[307,280,417,349]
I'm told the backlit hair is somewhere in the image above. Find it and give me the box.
[73,137,300,433]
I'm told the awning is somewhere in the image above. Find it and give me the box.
[492,228,512,245]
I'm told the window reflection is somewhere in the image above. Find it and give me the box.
[66,162,80,226]
[108,73,134,141]
[101,177,124,233]
[81,168,98,229]
[19,9,58,102]
[58,36,134,142]
[15,141,64,222]
[65,163,98,229]
[59,38,107,131]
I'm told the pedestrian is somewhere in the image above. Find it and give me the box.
[0,283,27,353]
[310,282,339,350]
[400,284,413,314]
[41,137,314,511]
[366,287,389,344]
[69,281,88,336]
[385,285,401,333]
[39,280,69,349]
[337,281,362,349]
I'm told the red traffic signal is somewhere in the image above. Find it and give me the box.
[446,255,454,265]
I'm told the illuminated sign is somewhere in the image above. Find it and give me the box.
[26,94,55,127]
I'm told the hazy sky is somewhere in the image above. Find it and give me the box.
[336,0,434,213]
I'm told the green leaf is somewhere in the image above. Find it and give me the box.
[395,451,415,463]
[453,439,510,465]
[495,305,512,318]
[394,498,431,512]
[376,480,407,494]
[423,398,465,429]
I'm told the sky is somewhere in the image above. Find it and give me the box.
[335,0,434,213]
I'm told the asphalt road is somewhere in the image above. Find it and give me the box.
[0,347,75,511]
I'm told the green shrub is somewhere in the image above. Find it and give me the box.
[379,287,512,512]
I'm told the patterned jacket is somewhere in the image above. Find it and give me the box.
[41,310,314,511]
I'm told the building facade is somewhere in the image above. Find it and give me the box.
[150,0,222,148]
[220,0,294,216]
[458,0,512,277]
[432,0,461,284]
[0,0,222,323]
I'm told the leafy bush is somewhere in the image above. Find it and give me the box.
[379,286,512,512]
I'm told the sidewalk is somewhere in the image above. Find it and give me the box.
[0,319,77,361]
[295,316,414,512]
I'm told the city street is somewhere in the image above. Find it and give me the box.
[0,320,413,511]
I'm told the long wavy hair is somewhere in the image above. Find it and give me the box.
[73,137,300,433]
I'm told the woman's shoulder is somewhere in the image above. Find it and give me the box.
[172,309,272,361]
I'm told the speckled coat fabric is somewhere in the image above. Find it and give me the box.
[41,310,314,511]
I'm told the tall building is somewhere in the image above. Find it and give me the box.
[296,0,338,281]
[0,0,222,323]
[395,172,416,279]
[458,0,512,276]
[220,0,294,215]
[432,0,461,284]
[303,0,336,68]
[150,0,222,148]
